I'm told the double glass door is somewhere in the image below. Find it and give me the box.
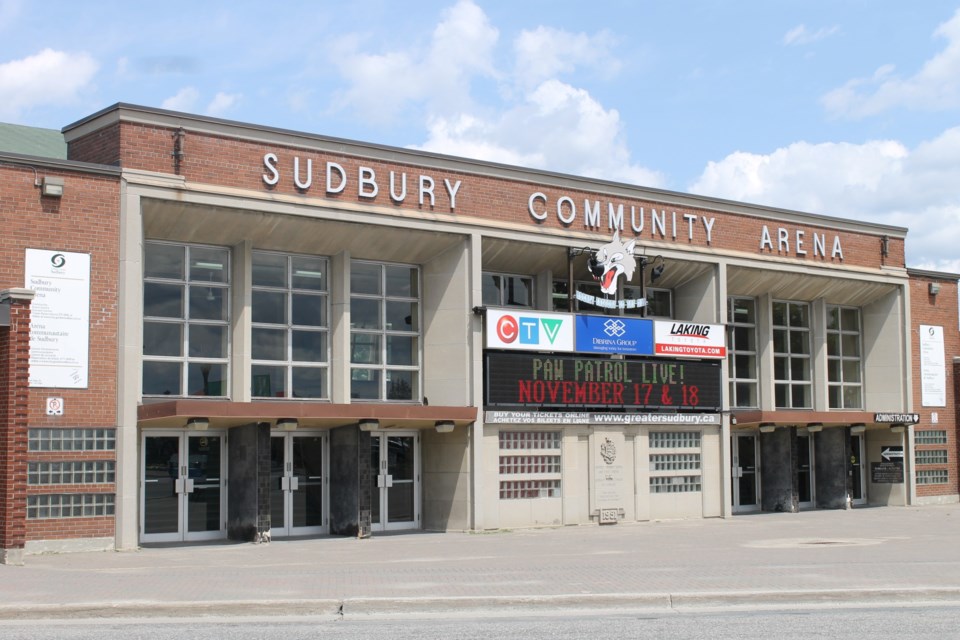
[142,432,225,543]
[270,432,327,537]
[731,433,760,512]
[370,432,419,531]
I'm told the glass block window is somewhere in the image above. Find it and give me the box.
[483,273,533,307]
[350,261,421,401]
[650,453,701,472]
[649,431,701,448]
[28,461,116,485]
[26,494,115,519]
[773,301,811,409]
[727,297,758,408]
[827,305,863,409]
[143,242,230,397]
[649,431,702,493]
[917,469,949,485]
[28,429,116,452]
[499,430,561,499]
[650,476,702,493]
[251,251,329,399]
[916,430,948,445]
[915,450,948,465]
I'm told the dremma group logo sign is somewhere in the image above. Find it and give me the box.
[485,309,575,352]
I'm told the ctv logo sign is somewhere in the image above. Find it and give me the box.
[486,310,574,352]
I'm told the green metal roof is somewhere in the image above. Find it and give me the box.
[0,122,67,159]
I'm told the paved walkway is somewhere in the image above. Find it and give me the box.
[3,504,960,619]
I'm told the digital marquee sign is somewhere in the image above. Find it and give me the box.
[485,352,722,412]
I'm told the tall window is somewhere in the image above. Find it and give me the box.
[773,301,811,408]
[350,261,420,401]
[143,242,229,397]
[482,273,533,307]
[251,251,329,399]
[827,305,862,409]
[727,297,758,408]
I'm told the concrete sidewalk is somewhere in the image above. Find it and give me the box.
[3,504,960,619]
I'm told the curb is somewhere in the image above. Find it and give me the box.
[3,588,960,620]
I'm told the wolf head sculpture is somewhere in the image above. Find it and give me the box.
[587,231,637,295]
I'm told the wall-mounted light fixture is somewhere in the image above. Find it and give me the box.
[40,176,64,197]
[890,424,906,433]
[276,418,298,431]
[806,422,823,433]
[358,419,379,432]
[850,423,866,434]
[759,423,776,433]
[435,420,455,433]
[929,282,941,296]
[187,417,209,430]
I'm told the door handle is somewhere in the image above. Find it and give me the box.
[290,476,300,491]
[384,474,394,488]
[175,478,185,493]
[281,476,289,491]
[185,478,195,493]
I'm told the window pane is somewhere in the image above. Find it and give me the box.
[775,384,789,408]
[351,298,381,330]
[292,293,325,327]
[189,286,228,321]
[387,335,416,366]
[253,290,287,325]
[772,302,786,326]
[829,386,842,409]
[735,382,757,407]
[646,289,672,317]
[387,370,415,400]
[144,322,182,357]
[774,356,788,380]
[252,327,286,361]
[843,386,862,408]
[733,326,754,351]
[292,330,326,362]
[252,365,285,398]
[773,330,787,353]
[351,334,381,364]
[827,359,841,382]
[842,334,860,358]
[189,247,228,283]
[482,274,502,306]
[791,358,809,381]
[351,369,381,399]
[143,361,181,396]
[827,306,840,331]
[351,262,381,295]
[386,301,417,331]
[145,244,184,279]
[841,308,859,331]
[187,363,226,396]
[827,332,839,356]
[292,367,325,399]
[732,298,755,323]
[252,253,287,288]
[791,385,810,408]
[505,277,531,306]
[189,324,227,358]
[144,282,183,318]
[789,303,808,327]
[843,360,862,383]
[291,256,327,291]
[385,265,417,297]
[734,354,755,378]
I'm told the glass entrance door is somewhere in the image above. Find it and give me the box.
[850,433,867,505]
[270,432,327,537]
[797,432,815,509]
[370,432,419,531]
[731,433,760,512]
[142,432,225,543]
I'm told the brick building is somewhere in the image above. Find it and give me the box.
[0,104,957,561]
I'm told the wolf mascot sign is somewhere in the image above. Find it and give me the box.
[587,231,637,295]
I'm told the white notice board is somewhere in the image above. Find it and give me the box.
[24,249,90,388]
[919,324,945,407]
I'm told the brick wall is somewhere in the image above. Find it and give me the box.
[66,120,907,270]
[0,296,31,551]
[0,164,121,542]
[909,275,959,498]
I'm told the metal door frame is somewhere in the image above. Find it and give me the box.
[140,430,226,544]
[270,431,329,537]
[370,430,420,532]
[731,432,760,513]
[797,430,816,509]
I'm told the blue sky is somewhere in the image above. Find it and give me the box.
[3,1,960,272]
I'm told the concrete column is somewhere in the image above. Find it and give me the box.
[329,425,372,536]
[227,422,270,541]
[815,427,850,509]
[0,290,34,565]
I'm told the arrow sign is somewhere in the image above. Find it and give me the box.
[881,446,904,462]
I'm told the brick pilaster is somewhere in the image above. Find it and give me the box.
[0,289,34,564]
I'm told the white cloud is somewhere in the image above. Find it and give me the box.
[513,26,620,88]
[822,8,960,118]
[162,87,200,112]
[206,92,240,117]
[414,79,664,188]
[0,48,97,120]
[328,0,498,123]
[782,24,839,46]
[688,129,960,270]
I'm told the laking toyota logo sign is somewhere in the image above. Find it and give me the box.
[654,321,726,359]
[485,309,575,352]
